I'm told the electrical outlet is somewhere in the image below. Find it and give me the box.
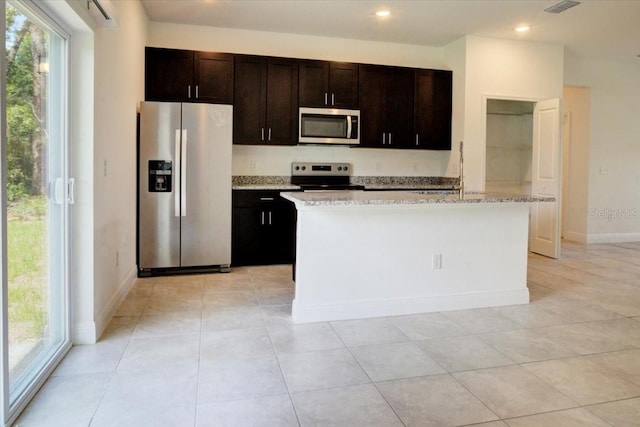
[412,163,418,172]
[599,165,608,175]
[250,161,257,171]
[376,162,382,172]
[103,159,108,177]
[116,251,119,267]
[432,254,442,270]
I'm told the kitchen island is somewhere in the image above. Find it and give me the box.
[280,190,555,324]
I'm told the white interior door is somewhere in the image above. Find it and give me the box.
[530,98,562,258]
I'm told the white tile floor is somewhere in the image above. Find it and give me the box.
[14,241,640,426]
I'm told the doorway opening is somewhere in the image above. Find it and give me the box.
[485,99,535,195]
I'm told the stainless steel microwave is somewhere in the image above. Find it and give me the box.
[298,108,360,145]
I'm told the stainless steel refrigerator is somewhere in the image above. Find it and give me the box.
[138,102,232,276]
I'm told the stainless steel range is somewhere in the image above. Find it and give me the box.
[290,162,365,191]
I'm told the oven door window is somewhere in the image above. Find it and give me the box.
[301,114,348,139]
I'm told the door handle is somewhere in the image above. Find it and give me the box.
[268,128,272,141]
[188,85,191,99]
[388,133,392,145]
[261,211,265,225]
[53,177,64,205]
[68,178,75,205]
[324,93,328,105]
[415,134,419,146]
[181,129,188,217]
[346,116,352,139]
[195,85,199,99]
[331,93,335,106]
[261,128,265,141]
[268,211,272,225]
[382,133,386,145]
[175,130,181,217]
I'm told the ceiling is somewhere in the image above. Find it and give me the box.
[140,0,640,63]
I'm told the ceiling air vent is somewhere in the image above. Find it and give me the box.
[544,0,581,14]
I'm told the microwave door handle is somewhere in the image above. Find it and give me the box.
[346,115,352,139]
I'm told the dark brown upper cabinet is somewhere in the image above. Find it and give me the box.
[358,65,414,148]
[299,60,359,109]
[145,47,233,104]
[233,55,298,146]
[414,69,452,150]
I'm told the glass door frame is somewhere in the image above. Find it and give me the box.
[1,1,73,424]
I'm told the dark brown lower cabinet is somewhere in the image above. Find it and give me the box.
[232,190,297,266]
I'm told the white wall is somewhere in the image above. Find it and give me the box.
[90,0,147,341]
[562,86,590,242]
[148,22,457,177]
[565,56,640,242]
[463,36,564,191]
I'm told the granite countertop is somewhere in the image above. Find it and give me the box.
[281,190,556,207]
[232,175,460,191]
[233,184,302,190]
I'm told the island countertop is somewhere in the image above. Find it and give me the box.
[280,190,555,207]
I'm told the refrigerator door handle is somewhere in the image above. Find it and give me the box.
[175,129,181,217]
[181,129,188,217]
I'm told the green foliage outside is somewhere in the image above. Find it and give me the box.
[8,197,46,339]
[6,4,48,340]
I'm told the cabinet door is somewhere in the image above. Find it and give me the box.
[266,206,296,264]
[299,60,329,107]
[231,207,265,266]
[386,67,415,148]
[233,55,267,145]
[194,51,234,104]
[329,62,359,109]
[145,47,193,101]
[414,70,452,150]
[358,65,387,147]
[265,58,298,146]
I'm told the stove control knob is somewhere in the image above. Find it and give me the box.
[344,166,349,171]
[301,166,306,171]
[337,166,342,171]
[295,166,300,171]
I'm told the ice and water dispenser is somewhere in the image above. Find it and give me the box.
[148,160,172,192]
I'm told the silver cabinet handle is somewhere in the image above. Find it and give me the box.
[268,128,272,141]
[268,211,272,225]
[388,133,392,145]
[382,133,386,145]
[324,93,328,105]
[174,130,181,217]
[181,129,187,217]
[331,93,335,106]
[261,211,265,225]
[261,128,265,141]
[195,85,199,99]
[416,134,419,146]
[188,85,191,99]
[260,197,274,201]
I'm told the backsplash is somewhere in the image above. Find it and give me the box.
[232,145,457,177]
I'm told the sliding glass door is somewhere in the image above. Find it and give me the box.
[2,0,71,422]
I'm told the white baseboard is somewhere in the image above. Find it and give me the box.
[292,289,530,324]
[563,231,588,243]
[73,265,137,344]
[72,321,98,344]
[586,232,640,244]
[96,264,138,340]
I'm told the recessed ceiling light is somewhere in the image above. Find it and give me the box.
[515,25,531,33]
[375,10,391,17]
